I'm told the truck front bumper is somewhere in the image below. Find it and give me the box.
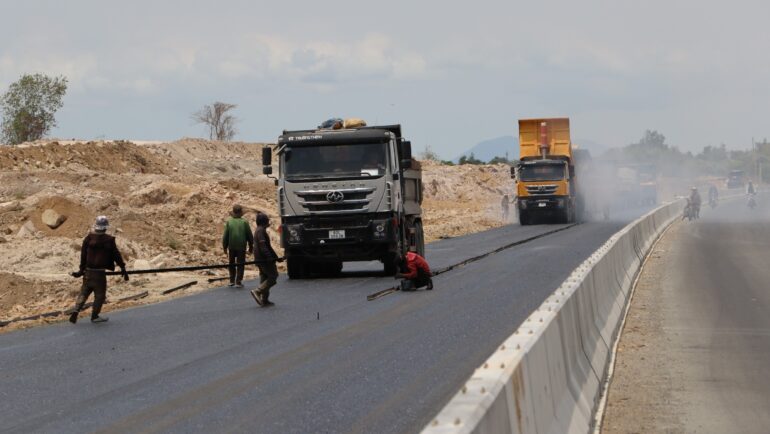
[518,196,569,212]
[281,213,397,261]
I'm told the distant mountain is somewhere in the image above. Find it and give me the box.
[457,136,610,163]
[456,136,518,162]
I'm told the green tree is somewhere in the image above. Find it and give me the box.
[1,73,68,145]
[638,130,667,148]
[488,155,513,165]
[458,152,484,165]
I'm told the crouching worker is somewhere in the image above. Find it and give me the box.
[396,250,433,291]
[69,216,128,324]
[250,212,282,307]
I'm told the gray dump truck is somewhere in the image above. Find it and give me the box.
[261,124,424,279]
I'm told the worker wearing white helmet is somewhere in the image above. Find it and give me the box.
[68,215,128,324]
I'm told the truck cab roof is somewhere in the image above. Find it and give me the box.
[279,125,402,146]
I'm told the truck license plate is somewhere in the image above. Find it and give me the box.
[538,202,547,208]
[329,230,345,239]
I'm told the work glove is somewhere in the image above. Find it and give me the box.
[121,268,130,282]
[71,271,84,278]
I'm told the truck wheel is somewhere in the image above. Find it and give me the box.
[287,257,307,279]
[519,211,530,225]
[415,221,425,257]
[383,255,399,275]
[564,205,577,223]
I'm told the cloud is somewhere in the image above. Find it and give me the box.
[0,54,98,90]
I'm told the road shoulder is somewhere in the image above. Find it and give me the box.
[601,220,685,433]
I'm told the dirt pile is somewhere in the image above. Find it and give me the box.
[0,140,171,174]
[421,161,514,241]
[0,140,513,331]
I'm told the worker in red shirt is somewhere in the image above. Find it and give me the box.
[395,250,433,291]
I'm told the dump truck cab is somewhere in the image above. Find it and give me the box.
[262,124,424,279]
[514,118,583,224]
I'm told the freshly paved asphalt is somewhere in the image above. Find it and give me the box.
[0,211,648,433]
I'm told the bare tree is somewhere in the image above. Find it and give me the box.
[192,102,238,141]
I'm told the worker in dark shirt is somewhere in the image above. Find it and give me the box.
[69,216,128,324]
[222,204,254,288]
[396,250,433,291]
[250,212,282,307]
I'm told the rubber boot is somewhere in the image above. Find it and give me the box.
[262,290,274,307]
[250,289,264,306]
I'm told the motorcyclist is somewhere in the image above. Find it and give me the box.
[689,187,702,218]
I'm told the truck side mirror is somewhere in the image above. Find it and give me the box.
[262,146,273,175]
[400,140,412,169]
[510,166,516,179]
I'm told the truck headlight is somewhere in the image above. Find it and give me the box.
[519,200,528,210]
[286,224,302,244]
[557,198,565,208]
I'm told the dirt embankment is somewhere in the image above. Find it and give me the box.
[0,140,513,331]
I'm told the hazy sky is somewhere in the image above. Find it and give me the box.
[2,0,769,157]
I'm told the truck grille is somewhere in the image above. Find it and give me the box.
[295,187,375,214]
[525,184,558,196]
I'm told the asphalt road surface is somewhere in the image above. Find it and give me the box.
[1,211,649,434]
[603,193,770,433]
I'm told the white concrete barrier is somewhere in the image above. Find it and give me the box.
[423,201,684,434]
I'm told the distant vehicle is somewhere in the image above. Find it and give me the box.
[636,163,658,205]
[262,123,424,278]
[513,118,586,225]
[727,170,745,189]
[616,166,641,206]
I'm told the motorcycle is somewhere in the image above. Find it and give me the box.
[709,197,718,209]
[683,199,695,221]
[748,194,756,210]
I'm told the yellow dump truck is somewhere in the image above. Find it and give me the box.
[513,118,586,225]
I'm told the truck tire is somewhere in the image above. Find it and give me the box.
[415,221,425,257]
[575,196,585,223]
[384,257,398,275]
[287,257,308,279]
[519,210,531,225]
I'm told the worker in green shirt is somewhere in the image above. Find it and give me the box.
[222,204,253,287]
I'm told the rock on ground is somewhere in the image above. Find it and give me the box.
[42,209,67,229]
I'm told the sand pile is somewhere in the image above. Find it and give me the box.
[421,161,514,241]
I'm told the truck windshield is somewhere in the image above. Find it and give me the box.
[519,164,565,182]
[283,142,388,180]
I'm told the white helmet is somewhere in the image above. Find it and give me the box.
[94,215,109,232]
